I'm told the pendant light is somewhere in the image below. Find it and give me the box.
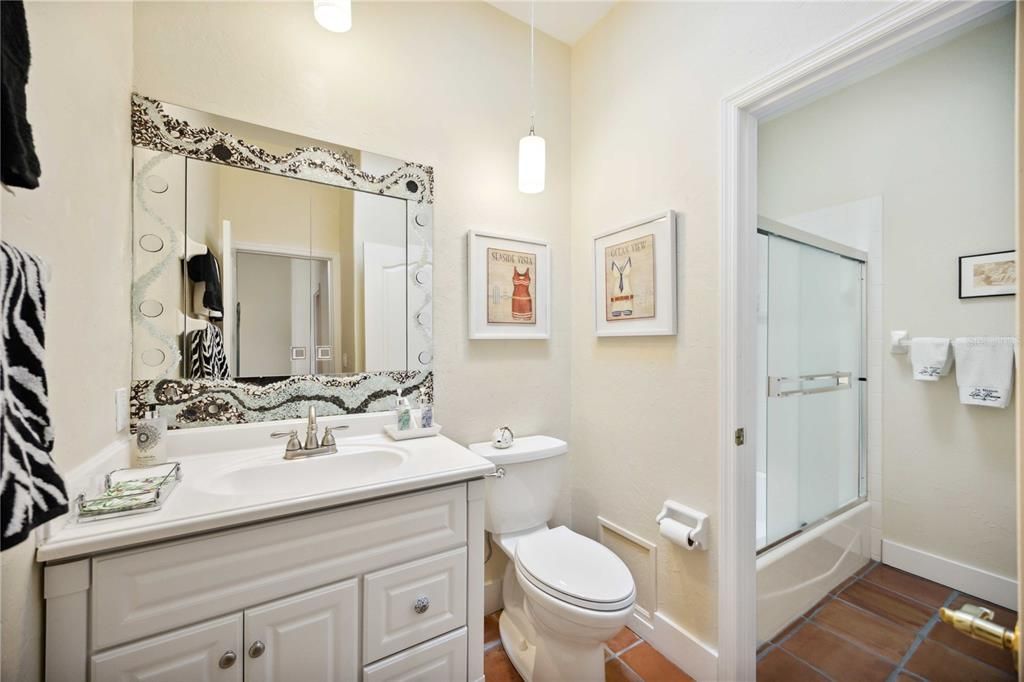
[518,1,545,194]
[314,0,352,33]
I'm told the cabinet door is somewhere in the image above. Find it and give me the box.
[91,614,242,682]
[244,579,359,682]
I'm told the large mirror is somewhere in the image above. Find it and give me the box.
[130,95,432,423]
[180,159,410,378]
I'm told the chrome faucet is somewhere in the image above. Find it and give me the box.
[271,406,349,460]
[305,406,320,450]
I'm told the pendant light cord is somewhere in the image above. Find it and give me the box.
[529,0,536,135]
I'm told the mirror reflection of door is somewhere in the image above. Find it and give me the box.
[173,157,413,381]
[234,251,332,377]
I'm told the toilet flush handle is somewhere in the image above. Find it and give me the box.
[484,467,505,479]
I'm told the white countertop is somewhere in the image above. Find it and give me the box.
[37,432,493,563]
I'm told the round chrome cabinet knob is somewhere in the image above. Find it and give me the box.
[414,596,430,614]
[249,640,266,658]
[218,651,237,669]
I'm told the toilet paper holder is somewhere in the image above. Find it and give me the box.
[655,500,709,551]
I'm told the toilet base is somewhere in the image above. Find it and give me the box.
[499,602,613,682]
[498,610,536,681]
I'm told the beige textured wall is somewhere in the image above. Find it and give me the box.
[0,3,134,680]
[759,16,1016,579]
[132,1,572,456]
[569,1,888,646]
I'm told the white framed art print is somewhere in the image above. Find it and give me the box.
[468,231,551,339]
[593,211,677,337]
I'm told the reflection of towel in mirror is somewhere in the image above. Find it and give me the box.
[186,324,230,380]
[186,252,223,317]
[1,1,42,189]
[1,241,68,550]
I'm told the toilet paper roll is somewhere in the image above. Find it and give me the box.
[658,517,697,550]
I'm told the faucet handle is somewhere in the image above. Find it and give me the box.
[271,430,302,452]
[321,425,349,447]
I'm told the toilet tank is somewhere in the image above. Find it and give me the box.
[469,436,568,535]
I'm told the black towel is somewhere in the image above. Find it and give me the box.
[187,252,224,315]
[1,1,41,189]
[1,241,68,551]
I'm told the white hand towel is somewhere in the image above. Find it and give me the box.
[909,337,951,381]
[952,337,1015,407]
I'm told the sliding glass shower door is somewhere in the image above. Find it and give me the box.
[758,225,866,551]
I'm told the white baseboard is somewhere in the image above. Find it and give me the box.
[626,610,718,682]
[484,578,503,615]
[882,539,1017,610]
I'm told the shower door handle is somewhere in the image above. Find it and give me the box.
[768,371,852,398]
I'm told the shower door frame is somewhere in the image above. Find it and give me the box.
[716,2,1012,679]
[756,217,868,554]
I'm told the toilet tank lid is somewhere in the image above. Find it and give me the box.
[468,435,567,465]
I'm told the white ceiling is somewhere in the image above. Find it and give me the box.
[487,1,616,46]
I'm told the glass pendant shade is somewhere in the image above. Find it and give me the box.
[314,0,352,33]
[518,133,546,194]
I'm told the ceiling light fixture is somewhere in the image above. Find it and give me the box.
[518,0,545,194]
[314,0,352,33]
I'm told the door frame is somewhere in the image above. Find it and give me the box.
[231,240,340,376]
[717,2,1013,679]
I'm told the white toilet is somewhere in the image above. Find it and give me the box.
[470,436,636,682]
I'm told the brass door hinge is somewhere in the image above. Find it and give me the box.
[735,428,745,446]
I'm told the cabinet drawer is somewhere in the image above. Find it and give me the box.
[92,485,466,650]
[91,614,242,682]
[364,628,468,682]
[364,547,467,662]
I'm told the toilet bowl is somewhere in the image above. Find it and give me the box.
[470,437,637,682]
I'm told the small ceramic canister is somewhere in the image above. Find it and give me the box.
[492,426,514,449]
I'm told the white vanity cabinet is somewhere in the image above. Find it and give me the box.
[91,614,244,682]
[243,579,360,682]
[44,481,486,682]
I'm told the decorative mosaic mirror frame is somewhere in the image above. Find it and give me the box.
[130,93,433,428]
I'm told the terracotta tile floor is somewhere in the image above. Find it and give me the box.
[483,611,695,681]
[758,561,1017,682]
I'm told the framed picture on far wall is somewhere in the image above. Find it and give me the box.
[959,250,1017,299]
[468,231,550,339]
[593,211,677,337]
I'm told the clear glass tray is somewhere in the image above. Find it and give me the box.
[76,461,181,522]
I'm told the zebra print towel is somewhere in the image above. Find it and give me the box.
[1,241,68,550]
[186,323,230,380]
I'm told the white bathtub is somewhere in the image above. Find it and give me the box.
[756,499,871,643]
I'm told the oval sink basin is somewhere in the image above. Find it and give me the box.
[196,447,408,498]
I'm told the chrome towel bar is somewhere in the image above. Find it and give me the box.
[768,371,852,398]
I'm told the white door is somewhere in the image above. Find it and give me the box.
[364,243,410,371]
[243,579,360,682]
[91,614,242,682]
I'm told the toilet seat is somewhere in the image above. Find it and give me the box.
[515,526,636,612]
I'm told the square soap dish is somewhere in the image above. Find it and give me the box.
[383,423,443,441]
[76,461,181,522]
